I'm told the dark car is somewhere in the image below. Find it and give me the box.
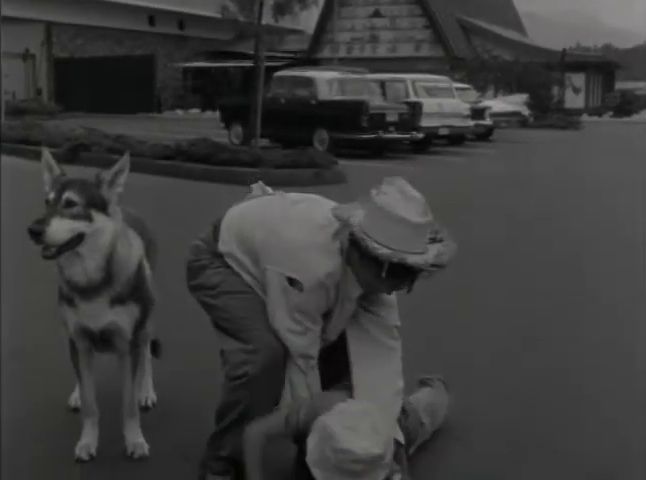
[218,67,423,154]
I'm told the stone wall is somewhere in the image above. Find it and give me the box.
[51,23,229,110]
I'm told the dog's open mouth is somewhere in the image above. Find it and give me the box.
[41,233,86,260]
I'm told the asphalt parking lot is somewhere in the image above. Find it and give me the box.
[2,119,646,480]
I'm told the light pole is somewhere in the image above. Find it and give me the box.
[248,0,266,149]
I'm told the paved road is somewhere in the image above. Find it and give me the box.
[2,123,646,480]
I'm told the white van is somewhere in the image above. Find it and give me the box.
[367,73,473,151]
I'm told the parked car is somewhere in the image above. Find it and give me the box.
[453,82,495,141]
[218,66,423,154]
[479,94,532,127]
[367,73,473,152]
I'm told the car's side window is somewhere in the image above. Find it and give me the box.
[267,76,317,100]
[267,77,290,97]
[285,76,317,100]
[383,81,409,102]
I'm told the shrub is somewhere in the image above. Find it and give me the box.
[5,98,62,117]
[1,120,83,147]
[530,111,583,130]
[611,90,644,118]
[174,137,265,167]
[1,121,338,169]
[460,60,557,115]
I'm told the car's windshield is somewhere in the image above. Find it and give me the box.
[375,80,409,103]
[455,87,479,103]
[413,81,456,99]
[328,77,384,101]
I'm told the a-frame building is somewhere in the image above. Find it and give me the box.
[306,0,617,110]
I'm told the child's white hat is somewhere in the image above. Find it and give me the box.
[306,399,395,480]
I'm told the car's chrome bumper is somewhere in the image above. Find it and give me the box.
[332,131,425,142]
[472,121,495,132]
[419,125,472,136]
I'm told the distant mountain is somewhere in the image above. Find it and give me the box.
[519,9,644,50]
[616,43,646,80]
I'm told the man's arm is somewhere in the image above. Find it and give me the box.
[346,293,405,441]
[264,268,328,401]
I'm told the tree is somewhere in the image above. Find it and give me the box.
[270,0,318,22]
[460,59,557,114]
[230,0,318,21]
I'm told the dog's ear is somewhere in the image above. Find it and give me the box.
[41,147,63,193]
[98,152,130,202]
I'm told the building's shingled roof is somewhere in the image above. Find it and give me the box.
[457,15,618,66]
[447,0,528,36]
[420,0,530,58]
[307,0,476,59]
[420,0,473,59]
[308,0,615,67]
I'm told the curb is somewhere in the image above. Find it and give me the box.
[1,143,347,187]
[581,118,646,125]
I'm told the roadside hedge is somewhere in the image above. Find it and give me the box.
[5,98,62,117]
[1,120,338,170]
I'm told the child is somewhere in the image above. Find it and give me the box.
[242,375,450,480]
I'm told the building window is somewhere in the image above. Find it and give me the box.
[148,15,156,27]
[177,19,186,31]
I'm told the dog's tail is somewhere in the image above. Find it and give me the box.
[150,338,162,359]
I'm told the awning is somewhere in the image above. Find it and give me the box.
[173,60,291,69]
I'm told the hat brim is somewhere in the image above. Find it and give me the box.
[332,202,456,272]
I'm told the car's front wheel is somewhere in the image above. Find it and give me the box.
[448,134,466,146]
[475,130,494,141]
[312,127,333,153]
[228,121,245,146]
[411,136,432,153]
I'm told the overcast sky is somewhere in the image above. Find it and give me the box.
[515,0,646,37]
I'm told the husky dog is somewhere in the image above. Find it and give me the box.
[28,147,159,461]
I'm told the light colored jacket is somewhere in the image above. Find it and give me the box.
[218,188,404,441]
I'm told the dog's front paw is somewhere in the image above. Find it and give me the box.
[125,436,150,459]
[68,385,81,412]
[124,426,150,459]
[74,432,98,462]
[137,386,157,411]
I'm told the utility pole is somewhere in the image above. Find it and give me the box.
[1,12,5,123]
[332,0,339,65]
[247,0,266,149]
[559,48,567,109]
